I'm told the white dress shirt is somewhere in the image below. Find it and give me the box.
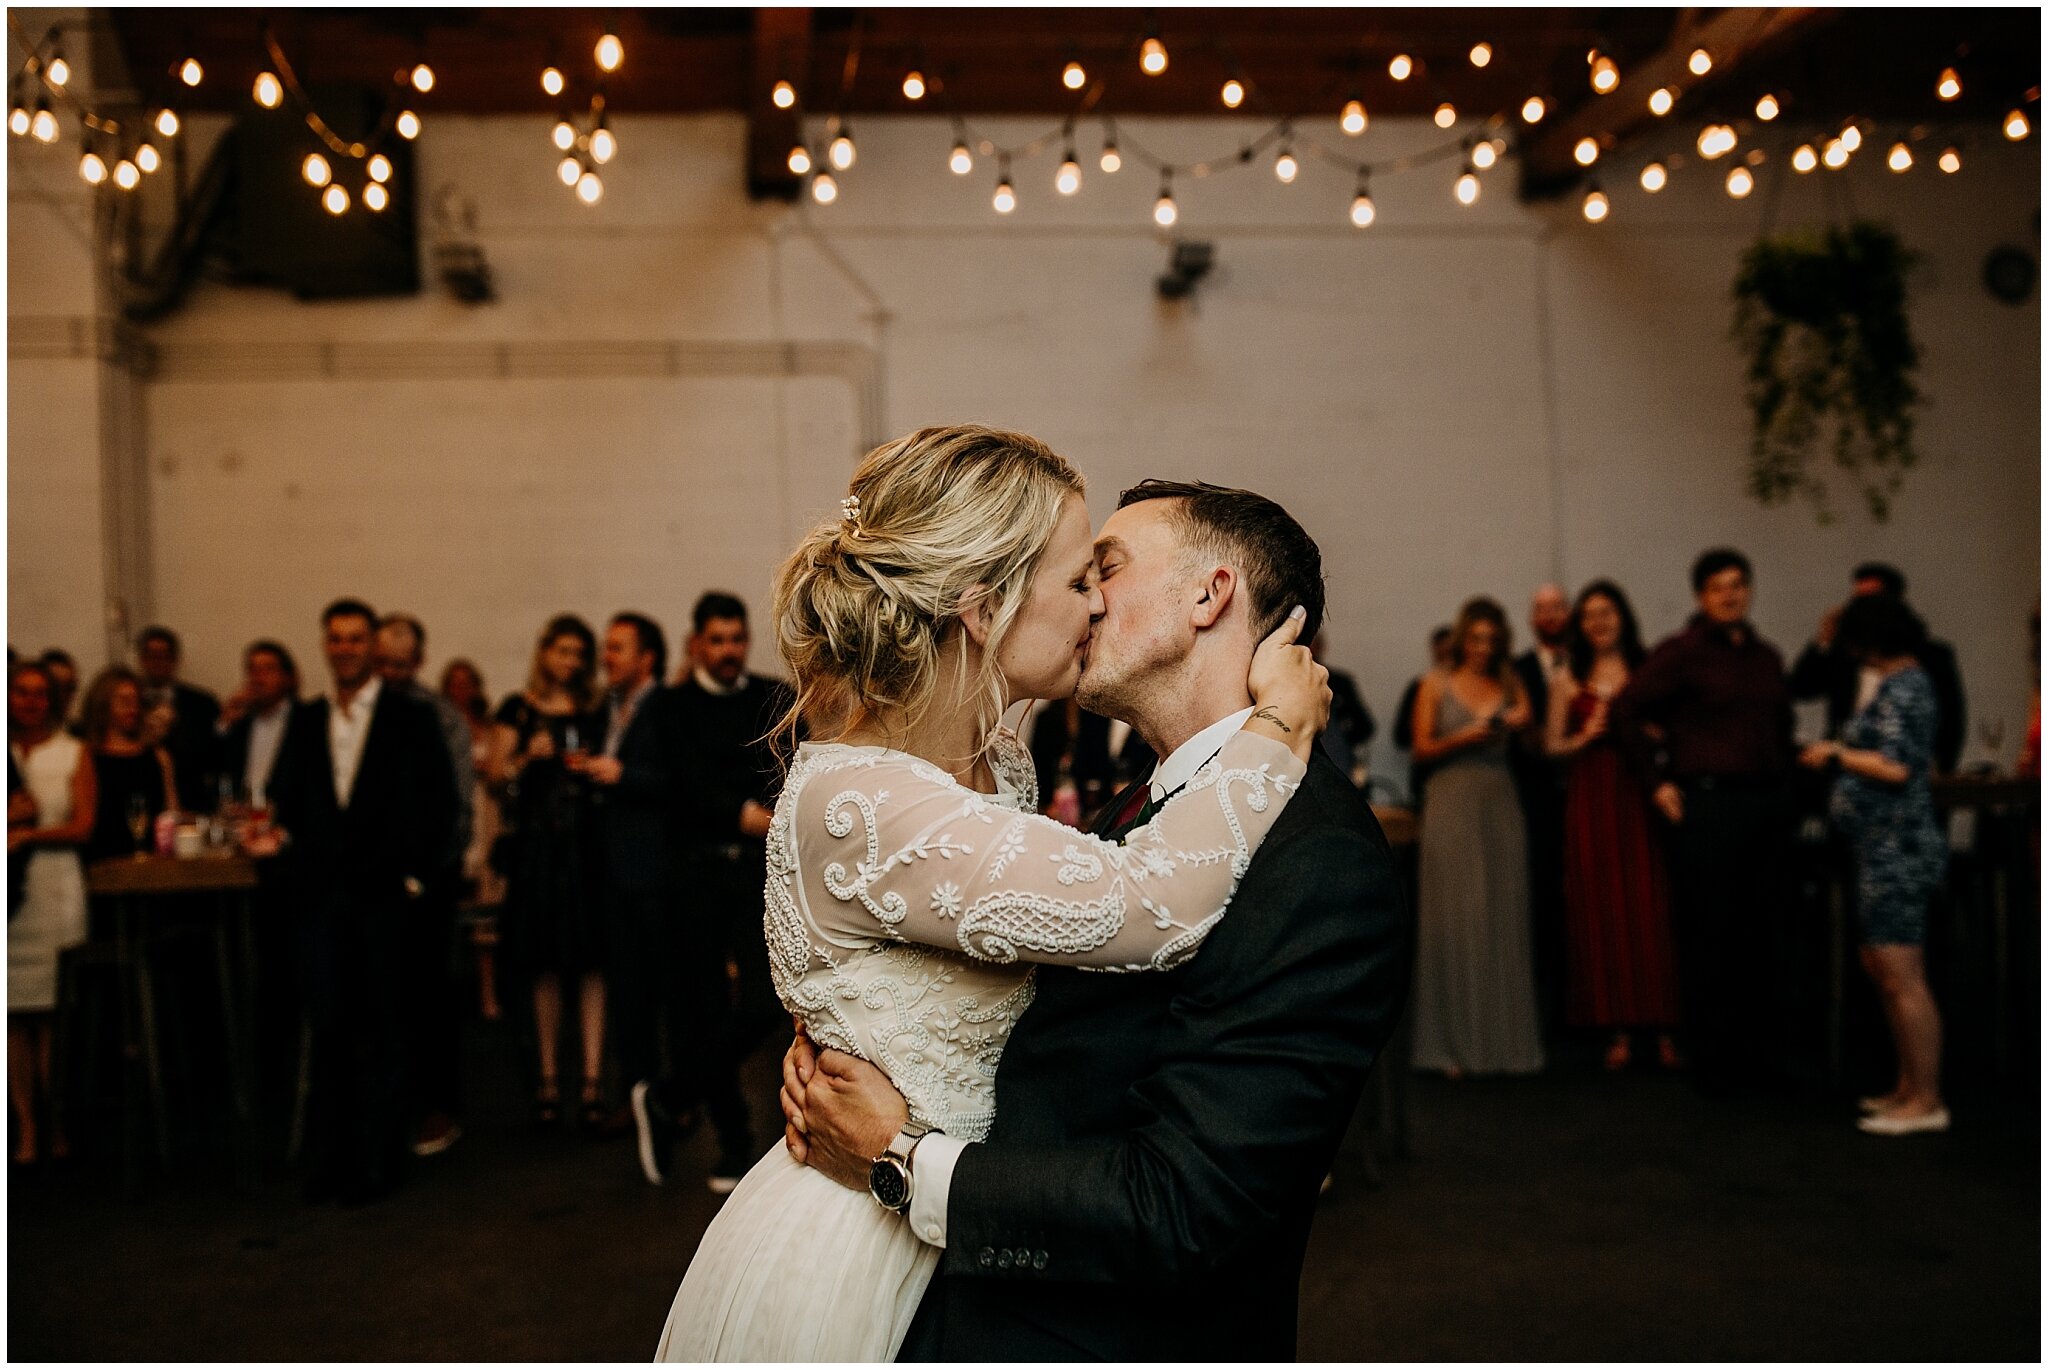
[904,704,1258,1248]
[327,676,381,810]
[604,678,655,758]
[691,666,749,697]
[243,700,291,807]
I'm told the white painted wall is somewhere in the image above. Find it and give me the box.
[9,111,2039,787]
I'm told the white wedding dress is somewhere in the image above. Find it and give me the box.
[654,726,1304,1362]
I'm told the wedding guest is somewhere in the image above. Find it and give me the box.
[441,659,505,1021]
[1028,698,1117,823]
[36,650,78,734]
[79,667,177,864]
[215,640,299,807]
[1514,584,1573,1034]
[1545,581,1680,1070]
[490,615,605,1128]
[375,614,477,1159]
[261,598,458,1205]
[635,593,792,1192]
[7,662,95,1165]
[1609,548,1795,1092]
[1799,595,1950,1135]
[1789,563,1966,775]
[1393,625,1456,805]
[134,625,221,813]
[1313,631,1376,783]
[1409,597,1544,1076]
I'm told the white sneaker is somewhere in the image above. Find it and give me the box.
[1858,1106,1951,1136]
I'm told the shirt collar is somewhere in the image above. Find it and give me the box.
[613,677,655,712]
[1149,706,1258,802]
[333,674,381,718]
[692,666,748,697]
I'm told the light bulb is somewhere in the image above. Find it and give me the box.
[1221,78,1244,109]
[1697,124,1737,158]
[1887,142,1913,172]
[1273,149,1298,183]
[254,72,282,108]
[1434,103,1457,129]
[1639,160,1667,192]
[1470,42,1492,68]
[1688,48,1712,76]
[2005,109,2030,141]
[1341,99,1367,135]
[1063,61,1086,91]
[79,150,106,184]
[362,153,389,184]
[113,158,140,190]
[1471,139,1498,170]
[1521,96,1546,124]
[30,107,56,142]
[771,80,795,109]
[46,57,69,88]
[949,140,973,175]
[1140,37,1167,75]
[993,177,1016,214]
[558,154,581,186]
[902,70,926,100]
[595,34,623,73]
[179,57,203,87]
[397,110,420,140]
[323,183,349,215]
[302,152,331,186]
[1725,165,1754,198]
[1152,190,1177,227]
[542,66,565,97]
[1839,124,1862,152]
[8,106,28,137]
[1455,170,1480,205]
[829,132,855,170]
[1591,55,1619,93]
[1648,86,1674,116]
[1756,93,1780,121]
[411,64,434,94]
[590,126,616,164]
[552,120,576,151]
[1792,143,1818,173]
[154,108,179,139]
[1056,156,1081,195]
[1939,146,1961,174]
[577,170,604,205]
[1100,140,1121,174]
[1349,190,1375,227]
[787,144,811,175]
[1937,68,1961,101]
[1822,138,1849,169]
[364,181,389,212]
[811,171,837,205]
[1582,187,1609,222]
[1388,54,1413,81]
[1574,136,1599,167]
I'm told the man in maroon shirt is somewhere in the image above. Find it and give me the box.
[1609,548,1796,1091]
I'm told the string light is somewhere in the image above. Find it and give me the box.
[1639,160,1667,192]
[368,153,391,183]
[1100,133,1121,173]
[590,124,616,165]
[1471,138,1498,170]
[902,70,926,100]
[1388,54,1413,81]
[396,110,420,139]
[1470,42,1492,68]
[1434,103,1457,128]
[788,144,811,174]
[1590,55,1619,93]
[1063,60,1086,91]
[1273,145,1298,183]
[133,142,159,174]
[1221,78,1244,109]
[1937,67,1961,101]
[1792,144,1818,173]
[323,183,349,215]
[45,53,68,88]
[1697,124,1737,158]
[1725,165,1754,198]
[552,120,576,151]
[949,139,973,175]
[302,152,332,186]
[1582,184,1609,222]
[558,154,581,186]
[1887,142,1913,172]
[578,169,604,204]
[771,80,796,109]
[1455,164,1480,205]
[154,108,179,138]
[411,64,435,94]
[1152,172,1177,226]
[993,169,1017,214]
[1822,138,1849,169]
[30,102,56,143]
[1688,48,1713,76]
[596,33,623,73]
[1341,98,1367,136]
[179,57,203,87]
[78,148,106,184]
[542,67,565,97]
[1574,136,1599,167]
[1056,149,1081,195]
[2005,109,2030,140]
[1349,171,1375,226]
[1939,146,1961,173]
[254,72,283,108]
[1140,36,1168,76]
[1521,96,1546,124]
[7,98,27,138]
[1648,86,1675,116]
[113,158,140,190]
[829,129,856,170]
[364,181,389,211]
[1755,93,1781,121]
[1839,124,1862,152]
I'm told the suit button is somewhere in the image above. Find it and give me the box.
[997,1249,1013,1269]
[977,1248,995,1268]
[1033,1250,1048,1270]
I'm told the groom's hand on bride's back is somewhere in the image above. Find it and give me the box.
[782,1044,908,1192]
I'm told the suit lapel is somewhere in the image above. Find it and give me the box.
[1091,778,1147,841]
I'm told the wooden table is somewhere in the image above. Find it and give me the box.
[85,853,261,1185]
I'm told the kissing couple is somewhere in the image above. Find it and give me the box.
[656,425,1411,1361]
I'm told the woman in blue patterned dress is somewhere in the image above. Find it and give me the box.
[1799,594,1948,1136]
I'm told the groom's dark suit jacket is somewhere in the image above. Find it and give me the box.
[901,751,1412,1361]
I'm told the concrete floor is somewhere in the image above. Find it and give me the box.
[8,1020,2039,1361]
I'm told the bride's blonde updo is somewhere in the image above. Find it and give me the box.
[774,424,1084,752]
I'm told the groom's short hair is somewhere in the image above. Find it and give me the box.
[1117,480,1325,643]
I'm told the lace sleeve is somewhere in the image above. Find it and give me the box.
[797,731,1305,972]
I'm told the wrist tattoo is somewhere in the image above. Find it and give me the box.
[1250,707,1292,734]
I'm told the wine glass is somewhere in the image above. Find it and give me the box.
[125,793,150,859]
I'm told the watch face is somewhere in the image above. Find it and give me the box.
[869,1159,910,1210]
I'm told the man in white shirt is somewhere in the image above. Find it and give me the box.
[216,640,299,808]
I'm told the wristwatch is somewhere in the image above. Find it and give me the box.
[868,1120,935,1214]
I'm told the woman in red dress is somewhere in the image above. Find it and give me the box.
[1545,581,1681,1070]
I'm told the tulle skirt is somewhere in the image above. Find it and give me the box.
[655,1143,938,1362]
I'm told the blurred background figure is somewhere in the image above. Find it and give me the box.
[215,640,300,808]
[1028,698,1117,824]
[1514,584,1573,1034]
[37,650,78,736]
[441,658,506,1021]
[79,667,177,864]
[134,626,220,813]
[1789,562,1966,776]
[1313,630,1376,787]
[1394,624,1456,807]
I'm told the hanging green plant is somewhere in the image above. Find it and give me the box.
[1731,221,1922,522]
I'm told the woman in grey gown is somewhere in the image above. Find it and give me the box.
[1409,597,1546,1076]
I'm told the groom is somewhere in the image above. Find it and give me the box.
[782,480,1412,1360]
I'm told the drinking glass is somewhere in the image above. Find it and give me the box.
[126,793,150,859]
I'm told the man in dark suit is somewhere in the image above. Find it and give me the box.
[784,481,1411,1361]
[1788,562,1967,775]
[259,599,458,1205]
[1512,584,1572,1034]
[136,625,223,812]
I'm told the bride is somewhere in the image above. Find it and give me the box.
[655,424,1329,1361]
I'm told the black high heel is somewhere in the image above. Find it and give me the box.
[534,1077,562,1127]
